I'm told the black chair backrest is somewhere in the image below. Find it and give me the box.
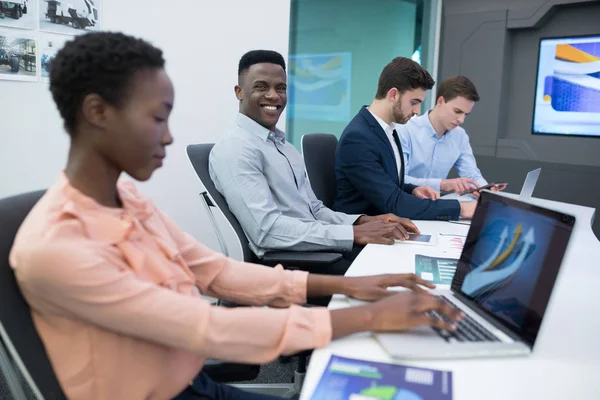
[0,190,67,400]
[186,143,254,262]
[302,133,339,209]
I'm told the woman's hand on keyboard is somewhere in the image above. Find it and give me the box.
[368,292,465,332]
[344,273,435,301]
[330,292,466,339]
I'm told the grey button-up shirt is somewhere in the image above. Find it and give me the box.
[209,113,360,257]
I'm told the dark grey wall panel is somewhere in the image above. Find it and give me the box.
[442,0,512,16]
[503,2,600,167]
[506,0,596,28]
[439,0,600,237]
[439,10,508,156]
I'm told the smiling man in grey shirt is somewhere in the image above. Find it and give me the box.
[209,50,418,275]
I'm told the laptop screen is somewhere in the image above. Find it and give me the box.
[451,192,575,346]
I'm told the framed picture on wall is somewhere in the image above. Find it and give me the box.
[287,52,352,122]
[39,34,65,82]
[39,0,102,35]
[0,0,36,30]
[0,31,37,81]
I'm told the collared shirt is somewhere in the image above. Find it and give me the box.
[397,112,488,192]
[9,172,332,400]
[209,113,360,257]
[368,108,402,180]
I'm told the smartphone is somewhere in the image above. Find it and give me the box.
[461,182,507,195]
[395,233,436,245]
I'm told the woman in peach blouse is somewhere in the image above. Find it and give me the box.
[9,32,462,400]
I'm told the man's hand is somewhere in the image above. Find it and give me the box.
[412,186,440,200]
[330,292,465,339]
[344,273,435,302]
[441,177,477,194]
[353,220,409,244]
[470,183,507,199]
[459,202,476,219]
[356,214,420,234]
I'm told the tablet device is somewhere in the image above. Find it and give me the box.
[395,233,437,245]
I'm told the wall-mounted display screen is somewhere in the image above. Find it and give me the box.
[532,34,600,138]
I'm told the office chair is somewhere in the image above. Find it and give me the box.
[186,143,343,269]
[0,191,269,399]
[301,133,339,209]
[186,143,346,396]
[0,190,66,400]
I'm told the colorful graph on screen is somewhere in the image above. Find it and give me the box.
[533,35,600,137]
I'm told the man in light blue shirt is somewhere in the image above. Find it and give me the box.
[209,50,418,276]
[398,76,506,196]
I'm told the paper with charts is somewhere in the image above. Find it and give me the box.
[310,355,452,400]
[438,233,466,257]
[414,255,458,286]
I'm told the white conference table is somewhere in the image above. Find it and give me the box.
[300,193,600,399]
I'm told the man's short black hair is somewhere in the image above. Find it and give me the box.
[375,57,435,99]
[49,31,165,135]
[238,50,286,77]
[436,76,480,102]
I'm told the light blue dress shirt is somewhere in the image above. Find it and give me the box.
[397,112,487,192]
[209,113,360,257]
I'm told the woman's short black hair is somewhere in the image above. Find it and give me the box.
[49,31,165,135]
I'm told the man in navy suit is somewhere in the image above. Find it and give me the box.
[333,57,476,221]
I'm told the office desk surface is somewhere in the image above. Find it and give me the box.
[300,196,600,400]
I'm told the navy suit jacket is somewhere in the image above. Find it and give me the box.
[333,106,460,221]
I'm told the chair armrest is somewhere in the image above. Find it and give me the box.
[262,251,343,267]
[203,360,260,383]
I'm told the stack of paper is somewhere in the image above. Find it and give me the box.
[310,355,453,399]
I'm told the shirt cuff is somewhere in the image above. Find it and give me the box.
[429,179,442,192]
[310,308,333,349]
[476,177,488,187]
[290,270,309,305]
[428,179,442,192]
[335,224,355,252]
[348,214,364,225]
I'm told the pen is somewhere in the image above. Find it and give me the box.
[448,220,471,225]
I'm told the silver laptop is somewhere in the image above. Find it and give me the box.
[520,168,541,200]
[375,191,575,359]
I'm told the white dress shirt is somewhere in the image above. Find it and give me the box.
[367,109,403,180]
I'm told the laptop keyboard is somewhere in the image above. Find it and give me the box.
[428,296,501,343]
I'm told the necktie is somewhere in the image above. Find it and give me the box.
[392,129,405,187]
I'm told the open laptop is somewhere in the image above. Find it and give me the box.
[520,168,541,200]
[375,191,575,359]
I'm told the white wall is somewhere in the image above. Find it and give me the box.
[0,0,291,256]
